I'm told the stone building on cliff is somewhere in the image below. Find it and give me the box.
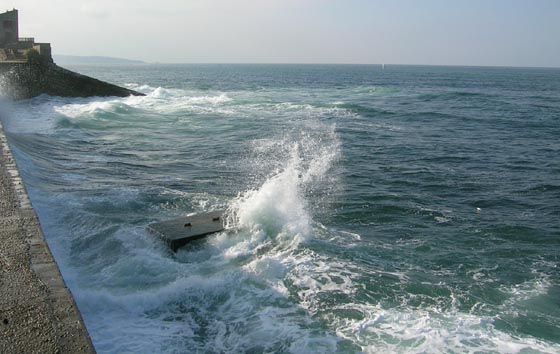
[0,9,51,62]
[0,8,143,100]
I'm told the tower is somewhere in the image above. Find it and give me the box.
[0,9,19,47]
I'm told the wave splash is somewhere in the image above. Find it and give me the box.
[227,123,340,248]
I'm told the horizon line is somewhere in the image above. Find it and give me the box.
[55,56,560,70]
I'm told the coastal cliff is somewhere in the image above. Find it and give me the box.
[0,59,144,100]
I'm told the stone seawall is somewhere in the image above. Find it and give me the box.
[0,119,96,353]
[0,60,144,100]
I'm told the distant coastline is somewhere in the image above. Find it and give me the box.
[53,54,146,66]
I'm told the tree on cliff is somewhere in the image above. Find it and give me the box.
[25,48,43,66]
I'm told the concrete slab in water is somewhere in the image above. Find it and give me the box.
[149,210,226,251]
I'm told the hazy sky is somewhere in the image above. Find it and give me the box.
[5,0,560,67]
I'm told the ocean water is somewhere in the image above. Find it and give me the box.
[1,64,559,353]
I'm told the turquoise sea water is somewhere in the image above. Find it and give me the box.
[1,64,559,353]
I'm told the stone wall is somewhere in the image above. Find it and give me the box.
[0,61,144,100]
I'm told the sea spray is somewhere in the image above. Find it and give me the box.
[228,145,311,245]
[227,123,341,247]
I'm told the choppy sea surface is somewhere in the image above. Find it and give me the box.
[1,64,559,353]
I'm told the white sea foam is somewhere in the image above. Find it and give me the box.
[54,98,123,118]
[0,86,235,132]
[276,244,560,353]
[279,251,560,353]
[0,95,71,134]
[331,306,559,353]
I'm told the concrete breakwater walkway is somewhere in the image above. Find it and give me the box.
[0,120,96,353]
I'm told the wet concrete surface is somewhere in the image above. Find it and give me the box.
[0,120,96,354]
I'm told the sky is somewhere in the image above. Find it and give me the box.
[5,0,560,67]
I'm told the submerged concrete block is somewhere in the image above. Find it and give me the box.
[148,210,226,251]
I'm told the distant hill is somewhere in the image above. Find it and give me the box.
[53,55,146,65]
